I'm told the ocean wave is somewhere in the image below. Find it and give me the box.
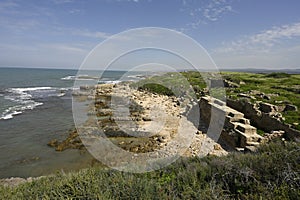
[0,86,71,120]
[61,75,76,80]
[98,80,122,84]
[1,111,22,120]
[61,75,99,81]
[126,74,146,79]
[8,87,53,93]
[0,102,43,120]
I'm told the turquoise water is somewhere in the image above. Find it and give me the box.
[0,67,144,178]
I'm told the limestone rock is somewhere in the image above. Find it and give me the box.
[213,144,222,150]
[238,93,255,100]
[224,80,240,88]
[47,139,58,147]
[245,145,257,153]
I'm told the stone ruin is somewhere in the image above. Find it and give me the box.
[66,83,300,155]
[226,99,300,141]
[199,96,263,152]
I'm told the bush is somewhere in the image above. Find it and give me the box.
[264,72,291,78]
[138,83,175,96]
[1,141,299,199]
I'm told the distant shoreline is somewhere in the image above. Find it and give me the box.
[0,66,299,74]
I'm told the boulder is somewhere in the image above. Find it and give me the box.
[262,94,271,100]
[259,102,278,114]
[47,139,58,147]
[238,93,255,100]
[224,80,240,88]
[245,145,257,153]
[284,104,298,112]
[213,144,222,150]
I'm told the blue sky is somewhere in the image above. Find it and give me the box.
[0,0,300,69]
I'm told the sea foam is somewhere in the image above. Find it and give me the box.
[0,86,63,120]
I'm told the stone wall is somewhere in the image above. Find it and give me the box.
[226,99,300,140]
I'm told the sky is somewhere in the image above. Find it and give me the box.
[0,0,300,70]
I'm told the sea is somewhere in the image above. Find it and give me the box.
[0,67,146,178]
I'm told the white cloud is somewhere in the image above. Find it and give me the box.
[182,0,235,28]
[0,0,22,16]
[250,23,300,45]
[51,0,74,4]
[72,29,111,39]
[0,0,18,10]
[0,17,40,33]
[212,22,300,69]
[203,4,232,21]
[112,0,140,2]
[68,9,82,14]
[215,22,300,54]
[40,43,89,53]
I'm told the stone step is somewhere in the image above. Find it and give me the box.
[237,130,263,147]
[245,145,257,153]
[225,116,250,124]
[246,141,260,146]
[238,118,250,125]
[226,109,244,119]
[235,147,245,152]
[236,123,257,135]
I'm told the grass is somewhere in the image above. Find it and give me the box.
[264,72,291,78]
[1,141,299,199]
[132,71,299,130]
[134,71,299,130]
[137,83,175,96]
[220,71,300,130]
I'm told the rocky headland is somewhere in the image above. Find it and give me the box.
[48,72,300,157]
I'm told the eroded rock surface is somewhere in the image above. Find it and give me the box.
[49,83,227,159]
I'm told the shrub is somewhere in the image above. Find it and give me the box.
[138,83,175,96]
[1,141,299,199]
[264,72,291,78]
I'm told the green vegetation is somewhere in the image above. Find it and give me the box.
[1,141,299,199]
[180,71,207,90]
[257,129,265,136]
[138,83,174,96]
[134,71,299,130]
[221,72,300,130]
[264,72,291,78]
[131,72,204,98]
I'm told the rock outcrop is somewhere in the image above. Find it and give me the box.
[47,129,85,151]
[49,83,228,158]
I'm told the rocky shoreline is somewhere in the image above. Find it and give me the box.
[1,81,229,187]
[48,82,228,157]
[5,74,299,186]
[2,71,300,188]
